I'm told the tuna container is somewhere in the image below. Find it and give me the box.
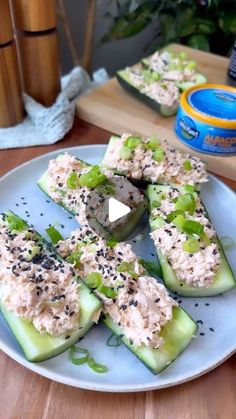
[175,84,236,155]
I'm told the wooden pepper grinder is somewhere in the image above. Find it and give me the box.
[11,0,61,107]
[0,0,24,127]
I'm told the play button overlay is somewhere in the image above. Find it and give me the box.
[84,176,136,239]
[108,197,130,223]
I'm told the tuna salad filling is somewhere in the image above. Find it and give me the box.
[146,51,201,84]
[126,68,179,107]
[102,133,208,185]
[45,153,145,230]
[0,214,80,336]
[150,185,221,287]
[56,226,177,349]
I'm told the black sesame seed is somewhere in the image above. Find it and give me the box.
[195,303,199,307]
[209,327,214,332]
[65,335,70,340]
[200,332,205,336]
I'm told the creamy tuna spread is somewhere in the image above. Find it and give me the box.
[45,153,145,230]
[150,186,221,287]
[0,216,80,336]
[102,133,208,185]
[126,68,179,107]
[147,51,199,83]
[57,226,176,349]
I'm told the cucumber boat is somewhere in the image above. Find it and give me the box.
[0,212,102,362]
[147,184,235,297]
[55,226,197,374]
[38,153,147,241]
[116,49,207,116]
[101,134,207,187]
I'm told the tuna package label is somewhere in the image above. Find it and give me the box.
[175,87,236,155]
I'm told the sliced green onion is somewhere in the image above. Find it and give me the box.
[67,171,79,189]
[150,200,161,210]
[220,236,234,250]
[106,333,123,347]
[139,259,162,277]
[184,184,195,193]
[182,220,204,238]
[46,226,63,244]
[201,232,211,246]
[26,245,41,261]
[175,193,196,215]
[119,146,132,160]
[126,136,142,149]
[85,271,102,288]
[187,60,196,71]
[117,261,138,279]
[167,210,184,222]
[5,212,27,232]
[79,166,107,188]
[183,238,200,253]
[179,51,187,61]
[152,72,161,81]
[150,216,165,230]
[146,136,160,150]
[98,284,117,299]
[87,357,108,373]
[153,148,165,162]
[183,160,192,171]
[66,251,82,268]
[106,239,118,248]
[172,214,186,231]
[70,346,89,365]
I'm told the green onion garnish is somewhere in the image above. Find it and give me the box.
[150,200,161,210]
[184,184,195,193]
[79,166,107,188]
[172,214,186,231]
[87,357,108,374]
[146,136,160,150]
[26,245,41,261]
[70,346,108,373]
[150,216,165,230]
[153,148,165,162]
[98,284,117,299]
[106,333,123,347]
[175,193,196,215]
[183,160,192,171]
[183,238,200,253]
[67,171,79,189]
[46,226,63,244]
[117,261,138,279]
[167,210,184,222]
[187,60,196,71]
[139,259,162,278]
[85,271,102,288]
[119,146,132,160]
[5,212,27,232]
[107,239,118,248]
[126,136,142,149]
[220,236,234,250]
[179,51,187,61]
[182,220,204,238]
[70,346,89,365]
[152,72,161,81]
[66,251,82,268]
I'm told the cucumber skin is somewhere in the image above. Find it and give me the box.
[37,156,148,242]
[116,71,178,117]
[103,306,197,374]
[0,212,102,362]
[147,185,236,297]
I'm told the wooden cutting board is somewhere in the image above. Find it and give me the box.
[76,43,236,181]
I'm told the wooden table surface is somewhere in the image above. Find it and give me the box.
[0,118,235,419]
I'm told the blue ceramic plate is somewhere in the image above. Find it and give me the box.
[0,145,235,392]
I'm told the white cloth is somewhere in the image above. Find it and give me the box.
[0,67,109,149]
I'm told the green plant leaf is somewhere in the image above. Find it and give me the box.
[187,34,210,51]
[219,14,236,34]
